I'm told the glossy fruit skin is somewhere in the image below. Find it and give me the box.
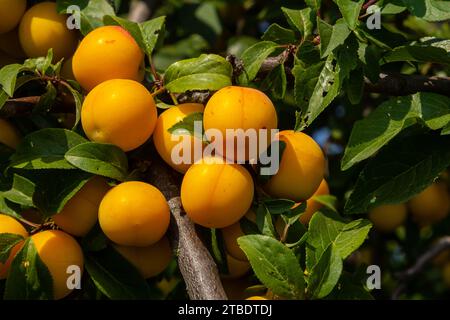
[99,181,170,247]
[19,2,78,61]
[246,296,268,300]
[31,230,84,300]
[0,28,26,58]
[181,157,254,228]
[0,214,28,279]
[153,103,205,173]
[299,179,329,225]
[0,118,21,149]
[0,0,26,34]
[368,203,408,233]
[81,79,157,152]
[264,130,326,202]
[221,254,251,279]
[114,236,172,279]
[408,183,450,225]
[221,210,255,261]
[203,86,278,161]
[72,25,144,91]
[53,177,110,237]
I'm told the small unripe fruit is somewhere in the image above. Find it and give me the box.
[113,236,172,279]
[31,230,84,300]
[153,103,205,173]
[299,179,330,225]
[0,118,21,149]
[99,181,170,247]
[0,0,26,34]
[368,203,408,233]
[81,79,157,152]
[264,130,326,202]
[53,176,110,237]
[19,2,78,61]
[203,86,278,161]
[0,214,28,279]
[72,26,144,91]
[409,183,450,225]
[181,157,254,228]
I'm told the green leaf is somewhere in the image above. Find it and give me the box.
[262,23,297,44]
[307,243,343,299]
[164,54,232,93]
[263,199,296,215]
[442,122,450,135]
[297,53,346,127]
[65,81,83,130]
[237,41,278,84]
[0,194,23,220]
[140,16,166,56]
[326,272,373,299]
[403,0,450,22]
[313,195,338,212]
[342,93,450,170]
[260,64,287,99]
[306,210,372,271]
[33,82,57,114]
[0,233,25,264]
[382,44,450,65]
[4,238,54,300]
[2,174,35,207]
[318,18,351,58]
[81,223,108,252]
[103,15,166,57]
[0,75,37,111]
[359,44,381,84]
[65,142,128,181]
[168,112,204,140]
[79,0,116,35]
[357,25,407,49]
[20,170,91,217]
[238,235,305,299]
[346,67,364,105]
[305,0,322,12]
[10,129,87,170]
[281,7,314,39]
[345,134,450,214]
[255,203,277,237]
[85,246,154,299]
[0,64,23,97]
[335,0,364,30]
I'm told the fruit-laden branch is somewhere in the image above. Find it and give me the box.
[392,236,450,300]
[146,157,228,300]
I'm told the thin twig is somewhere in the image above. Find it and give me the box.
[392,236,450,300]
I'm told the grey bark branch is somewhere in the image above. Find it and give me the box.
[392,236,450,300]
[364,73,450,97]
[146,158,227,300]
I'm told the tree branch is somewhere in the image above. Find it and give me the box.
[364,73,450,97]
[146,157,227,300]
[392,236,450,300]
